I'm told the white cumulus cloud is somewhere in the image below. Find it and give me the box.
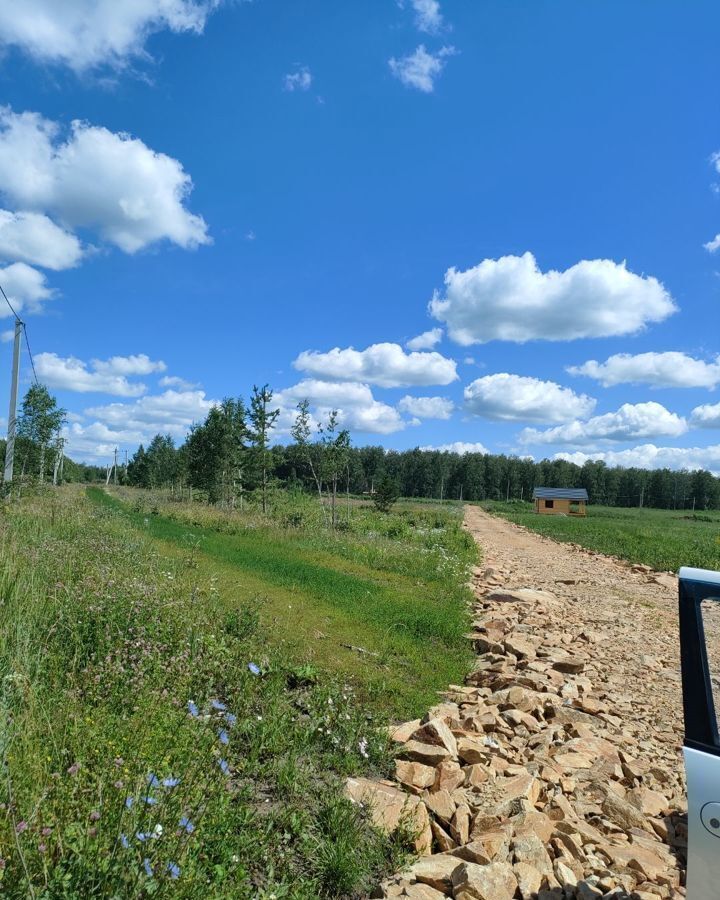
[464,373,596,424]
[691,402,720,429]
[419,441,489,455]
[65,388,217,460]
[0,210,83,270]
[406,327,442,351]
[277,379,406,435]
[284,66,312,92]
[430,252,677,344]
[293,342,457,388]
[398,395,453,419]
[159,374,200,390]
[0,261,53,316]
[389,44,455,93]
[85,388,216,431]
[521,402,688,446]
[0,107,209,254]
[555,444,720,476]
[92,354,166,376]
[409,0,443,33]
[568,351,720,389]
[704,151,720,252]
[35,352,151,396]
[0,0,222,72]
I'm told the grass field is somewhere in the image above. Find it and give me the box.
[0,486,475,898]
[94,487,476,718]
[481,500,720,572]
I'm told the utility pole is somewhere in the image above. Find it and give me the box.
[639,486,644,509]
[113,447,118,485]
[4,318,22,485]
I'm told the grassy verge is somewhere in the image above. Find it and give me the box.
[479,500,720,572]
[0,486,450,898]
[90,487,476,719]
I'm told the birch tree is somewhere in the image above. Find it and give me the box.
[248,385,279,514]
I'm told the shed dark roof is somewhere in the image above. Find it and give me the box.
[532,487,588,501]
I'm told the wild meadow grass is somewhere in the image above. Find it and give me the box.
[481,500,720,572]
[0,486,466,897]
[93,488,476,718]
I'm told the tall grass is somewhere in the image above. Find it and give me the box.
[93,487,476,717]
[0,487,417,897]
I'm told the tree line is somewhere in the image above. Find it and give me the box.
[122,387,720,512]
[6,380,719,511]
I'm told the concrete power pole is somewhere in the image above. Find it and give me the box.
[113,447,118,485]
[4,319,22,485]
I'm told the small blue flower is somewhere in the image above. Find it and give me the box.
[225,713,237,727]
[210,699,227,711]
[179,816,194,834]
[218,729,229,745]
[136,832,149,842]
[146,773,160,788]
[167,862,181,879]
[218,758,229,775]
[120,833,129,849]
[248,662,261,676]
[124,797,134,809]
[143,796,158,806]
[143,858,153,877]
[162,777,180,788]
[187,700,199,717]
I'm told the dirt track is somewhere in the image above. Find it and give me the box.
[369,506,693,898]
[463,505,685,764]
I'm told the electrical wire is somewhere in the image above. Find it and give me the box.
[0,281,39,385]
[22,324,38,385]
[0,281,20,321]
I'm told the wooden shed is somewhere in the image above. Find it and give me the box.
[532,487,588,517]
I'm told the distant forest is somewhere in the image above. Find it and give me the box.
[117,389,720,512]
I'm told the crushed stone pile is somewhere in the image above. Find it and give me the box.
[346,508,689,900]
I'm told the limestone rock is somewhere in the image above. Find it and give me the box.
[451,861,518,900]
[344,777,432,854]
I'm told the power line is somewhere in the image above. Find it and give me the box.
[0,281,20,321]
[22,323,38,384]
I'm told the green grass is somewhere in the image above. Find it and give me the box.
[480,500,720,572]
[0,486,475,897]
[89,487,475,719]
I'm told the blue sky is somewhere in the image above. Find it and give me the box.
[1,0,720,471]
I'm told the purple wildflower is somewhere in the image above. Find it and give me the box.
[143,796,158,806]
[146,773,160,788]
[143,858,153,877]
[41,827,52,837]
[15,821,28,834]
[38,843,47,854]
[89,810,100,822]
[218,758,229,775]
[225,713,237,727]
[179,816,194,834]
[187,700,199,717]
[162,777,180,788]
[120,834,129,849]
[167,862,180,879]
[210,699,227,711]
[218,729,229,745]
[136,832,149,842]
[248,662,261,675]
[67,763,80,776]
[125,797,134,809]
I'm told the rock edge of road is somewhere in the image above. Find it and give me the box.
[346,505,688,900]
